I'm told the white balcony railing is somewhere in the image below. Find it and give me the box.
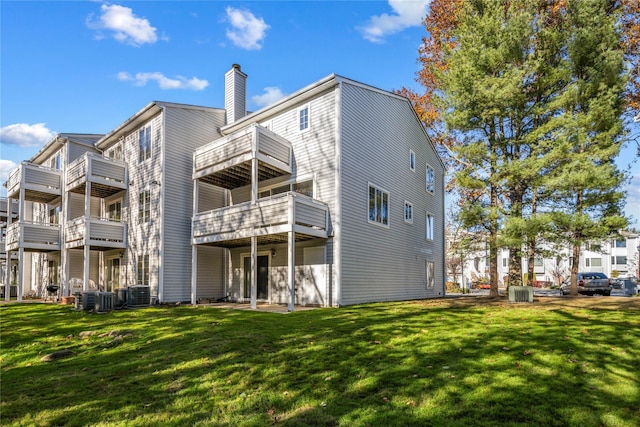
[65,216,127,249]
[5,162,62,202]
[66,153,128,194]
[6,221,61,252]
[193,192,329,246]
[193,124,292,188]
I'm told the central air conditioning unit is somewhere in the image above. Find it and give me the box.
[75,291,97,310]
[508,286,534,303]
[127,286,150,307]
[95,292,115,312]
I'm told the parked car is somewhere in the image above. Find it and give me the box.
[560,272,612,296]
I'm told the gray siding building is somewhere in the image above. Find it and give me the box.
[4,65,445,308]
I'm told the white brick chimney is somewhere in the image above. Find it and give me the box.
[225,64,247,125]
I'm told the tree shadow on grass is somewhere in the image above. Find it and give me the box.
[1,300,639,426]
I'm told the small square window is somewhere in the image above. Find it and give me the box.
[299,106,309,132]
[410,150,415,171]
[426,213,434,240]
[404,201,413,223]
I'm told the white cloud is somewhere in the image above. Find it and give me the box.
[225,7,270,50]
[359,0,431,43]
[87,4,159,47]
[0,159,18,183]
[0,123,55,148]
[624,171,640,226]
[251,87,286,107]
[117,72,209,90]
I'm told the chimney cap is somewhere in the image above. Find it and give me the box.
[232,64,241,71]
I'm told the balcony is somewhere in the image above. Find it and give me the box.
[193,192,329,248]
[5,162,62,204]
[66,153,128,197]
[0,197,18,223]
[65,217,127,250]
[6,221,61,252]
[193,123,292,189]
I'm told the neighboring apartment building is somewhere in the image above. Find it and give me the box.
[447,231,639,288]
[4,65,445,308]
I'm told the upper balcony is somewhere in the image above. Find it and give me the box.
[64,216,127,250]
[6,221,61,252]
[66,153,128,197]
[1,197,18,223]
[193,123,292,189]
[5,162,62,204]
[192,192,329,248]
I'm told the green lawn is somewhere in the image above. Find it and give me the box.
[1,298,638,426]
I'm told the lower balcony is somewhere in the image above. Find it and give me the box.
[6,222,61,252]
[65,217,127,250]
[193,192,329,248]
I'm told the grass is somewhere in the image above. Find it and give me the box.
[1,297,639,426]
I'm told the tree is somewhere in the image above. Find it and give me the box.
[544,0,628,295]
[403,0,635,296]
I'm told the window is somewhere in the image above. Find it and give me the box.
[404,201,413,223]
[585,258,590,267]
[613,256,627,265]
[107,144,123,160]
[258,180,314,198]
[49,153,61,170]
[534,258,544,267]
[108,200,122,221]
[299,105,309,132]
[49,206,60,224]
[410,150,415,171]
[138,190,151,224]
[426,213,434,240]
[139,126,152,162]
[293,181,313,197]
[503,258,508,267]
[426,261,435,288]
[614,239,626,248]
[137,254,149,286]
[368,184,389,227]
[426,164,435,193]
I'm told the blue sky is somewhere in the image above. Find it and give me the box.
[1,0,638,225]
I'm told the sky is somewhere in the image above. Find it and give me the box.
[1,0,638,225]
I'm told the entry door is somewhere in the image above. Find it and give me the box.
[302,247,326,306]
[106,258,120,292]
[243,256,269,300]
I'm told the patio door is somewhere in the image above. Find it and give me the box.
[243,255,269,300]
[106,258,120,292]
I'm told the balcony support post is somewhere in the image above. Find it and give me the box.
[17,248,24,302]
[5,250,11,301]
[250,236,257,309]
[251,157,258,204]
[191,244,198,305]
[288,231,295,312]
[83,181,91,292]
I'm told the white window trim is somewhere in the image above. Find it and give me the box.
[404,200,413,224]
[426,163,435,194]
[298,104,310,133]
[410,150,416,172]
[137,253,150,286]
[138,189,151,224]
[426,211,434,240]
[368,182,390,228]
[139,125,152,163]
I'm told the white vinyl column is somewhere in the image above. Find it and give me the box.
[83,181,91,291]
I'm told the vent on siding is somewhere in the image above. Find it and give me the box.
[225,64,247,125]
